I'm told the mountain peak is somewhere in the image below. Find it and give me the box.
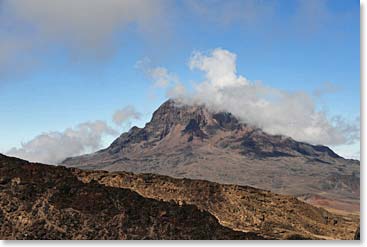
[65,99,343,161]
[149,99,242,133]
[150,99,213,127]
[62,99,359,212]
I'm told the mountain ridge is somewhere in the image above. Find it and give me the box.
[62,99,360,213]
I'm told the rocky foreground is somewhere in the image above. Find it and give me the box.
[0,154,359,240]
[74,168,359,240]
[0,154,263,240]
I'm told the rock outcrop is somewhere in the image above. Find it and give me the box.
[0,154,263,240]
[72,168,360,240]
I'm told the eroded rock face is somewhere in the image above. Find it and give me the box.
[72,168,360,240]
[0,154,264,240]
[62,99,360,213]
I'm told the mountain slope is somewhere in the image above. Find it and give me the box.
[0,154,263,240]
[62,99,360,212]
[73,168,359,240]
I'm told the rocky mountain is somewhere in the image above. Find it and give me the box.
[0,154,263,240]
[0,154,359,240]
[62,99,360,213]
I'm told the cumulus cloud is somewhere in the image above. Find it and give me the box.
[169,48,360,146]
[189,48,249,88]
[113,106,141,126]
[6,104,142,164]
[6,121,118,164]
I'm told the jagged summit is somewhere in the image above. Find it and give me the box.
[62,99,359,212]
[104,99,243,153]
[146,99,241,132]
[101,99,340,158]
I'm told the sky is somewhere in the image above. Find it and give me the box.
[0,0,360,163]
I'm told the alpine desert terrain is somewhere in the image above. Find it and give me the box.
[74,168,359,240]
[0,154,262,240]
[0,154,359,240]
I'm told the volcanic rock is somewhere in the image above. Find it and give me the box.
[0,154,263,240]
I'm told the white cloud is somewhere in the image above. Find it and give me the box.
[189,48,249,88]
[331,142,360,160]
[6,121,118,164]
[167,82,187,99]
[170,48,360,146]
[113,105,141,126]
[6,104,142,164]
[149,67,179,88]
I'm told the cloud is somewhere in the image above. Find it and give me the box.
[189,48,249,88]
[0,34,42,80]
[313,81,340,97]
[6,104,142,164]
[136,58,179,88]
[0,0,169,78]
[184,0,276,27]
[113,106,141,126]
[168,48,360,146]
[6,0,167,49]
[293,0,332,34]
[148,67,179,88]
[332,143,361,160]
[167,82,187,99]
[138,58,184,100]
[0,0,348,81]
[6,121,118,164]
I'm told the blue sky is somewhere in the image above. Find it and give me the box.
[0,0,360,161]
